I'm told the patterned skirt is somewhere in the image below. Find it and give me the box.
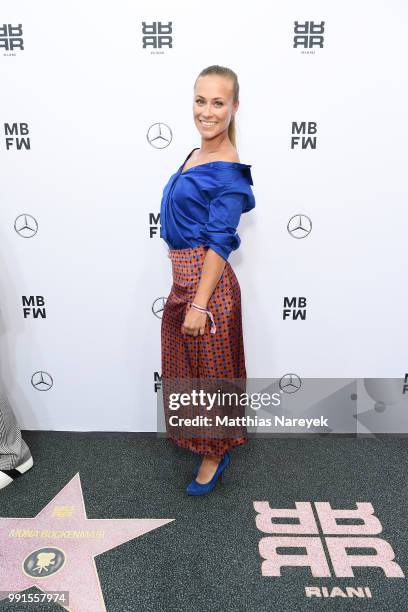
[161,245,248,457]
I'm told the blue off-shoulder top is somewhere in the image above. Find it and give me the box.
[159,147,256,261]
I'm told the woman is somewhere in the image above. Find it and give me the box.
[160,65,256,496]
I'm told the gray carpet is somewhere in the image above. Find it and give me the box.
[0,432,407,611]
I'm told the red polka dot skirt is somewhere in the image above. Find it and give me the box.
[161,245,249,457]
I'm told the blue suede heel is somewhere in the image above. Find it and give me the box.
[186,452,230,496]
[192,450,231,478]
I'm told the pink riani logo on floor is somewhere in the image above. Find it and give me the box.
[254,501,404,597]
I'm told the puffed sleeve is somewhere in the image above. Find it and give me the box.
[199,180,256,261]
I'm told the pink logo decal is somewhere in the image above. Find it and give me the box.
[254,501,404,578]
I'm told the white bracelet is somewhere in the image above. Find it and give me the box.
[191,302,216,334]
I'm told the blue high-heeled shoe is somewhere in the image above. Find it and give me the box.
[186,452,230,496]
[191,450,231,478]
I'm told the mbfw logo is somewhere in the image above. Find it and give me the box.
[403,373,408,394]
[14,214,38,238]
[291,122,317,149]
[149,212,160,238]
[283,297,307,320]
[3,123,30,150]
[147,123,172,149]
[293,21,325,52]
[154,371,162,393]
[287,214,312,239]
[142,22,172,51]
[0,24,24,53]
[254,501,404,594]
[22,296,46,319]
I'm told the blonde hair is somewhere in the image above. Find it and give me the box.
[194,65,239,148]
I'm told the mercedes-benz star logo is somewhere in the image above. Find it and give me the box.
[146,123,172,149]
[31,371,53,391]
[152,298,167,319]
[287,214,312,239]
[279,374,302,394]
[14,214,38,238]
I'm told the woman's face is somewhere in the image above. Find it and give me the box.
[193,75,238,140]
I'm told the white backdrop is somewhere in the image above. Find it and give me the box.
[0,0,407,431]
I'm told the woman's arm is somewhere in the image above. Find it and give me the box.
[194,248,226,307]
[181,248,226,337]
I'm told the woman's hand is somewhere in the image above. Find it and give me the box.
[181,304,208,336]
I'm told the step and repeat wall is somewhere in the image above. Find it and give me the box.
[0,1,406,431]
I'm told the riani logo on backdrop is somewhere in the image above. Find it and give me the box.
[142,22,172,53]
[0,24,24,55]
[293,21,325,54]
[3,123,30,150]
[291,122,317,149]
[149,212,160,238]
[283,297,307,321]
[22,296,46,319]
[254,501,404,598]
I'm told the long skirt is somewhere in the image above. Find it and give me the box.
[161,245,248,457]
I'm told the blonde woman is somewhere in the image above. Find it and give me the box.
[160,65,256,496]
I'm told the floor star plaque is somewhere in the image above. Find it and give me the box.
[0,473,174,611]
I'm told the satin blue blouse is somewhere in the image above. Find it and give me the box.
[159,148,256,261]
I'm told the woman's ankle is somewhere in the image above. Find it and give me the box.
[204,454,221,463]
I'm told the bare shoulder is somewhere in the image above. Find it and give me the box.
[218,146,240,163]
[196,146,240,164]
[222,153,240,163]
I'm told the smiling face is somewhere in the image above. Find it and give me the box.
[193,74,239,140]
